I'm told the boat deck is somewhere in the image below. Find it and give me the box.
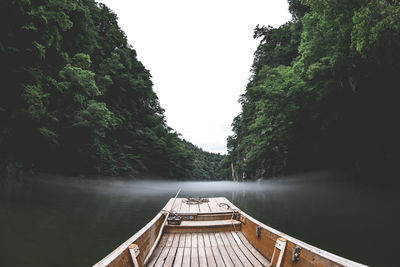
[146,231,269,267]
[163,197,236,214]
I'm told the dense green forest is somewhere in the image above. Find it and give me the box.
[227,0,400,180]
[182,140,230,180]
[0,0,225,179]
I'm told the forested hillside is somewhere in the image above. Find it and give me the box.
[182,140,229,180]
[0,0,224,179]
[228,0,400,180]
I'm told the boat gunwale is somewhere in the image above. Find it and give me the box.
[221,198,368,267]
[93,212,164,267]
[93,197,368,267]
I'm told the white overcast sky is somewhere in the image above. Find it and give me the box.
[99,0,291,154]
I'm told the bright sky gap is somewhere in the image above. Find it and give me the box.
[99,0,292,154]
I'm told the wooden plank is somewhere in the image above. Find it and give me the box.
[180,201,190,213]
[146,234,169,267]
[154,234,174,267]
[163,198,175,212]
[164,234,180,267]
[165,224,240,233]
[185,233,192,248]
[228,232,263,267]
[205,246,217,267]
[173,247,184,267]
[178,232,185,248]
[208,198,223,212]
[219,232,244,267]
[203,232,211,247]
[197,233,207,267]
[181,231,191,267]
[236,231,269,266]
[215,197,240,210]
[182,247,191,267]
[94,213,165,267]
[214,197,234,212]
[214,233,234,266]
[206,202,213,213]
[192,233,198,247]
[223,232,253,267]
[207,233,225,267]
[171,199,182,213]
[199,202,211,213]
[189,203,199,213]
[176,220,241,227]
[191,233,199,267]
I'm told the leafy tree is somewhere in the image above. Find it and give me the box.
[228,0,400,180]
[0,0,223,179]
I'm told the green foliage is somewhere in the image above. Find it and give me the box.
[228,0,400,180]
[0,0,223,179]
[182,140,228,180]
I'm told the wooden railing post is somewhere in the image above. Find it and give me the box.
[269,237,287,267]
[129,244,143,267]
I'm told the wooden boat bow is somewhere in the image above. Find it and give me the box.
[93,197,368,267]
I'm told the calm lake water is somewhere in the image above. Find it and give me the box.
[1,171,399,267]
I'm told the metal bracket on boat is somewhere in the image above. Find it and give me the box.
[269,237,287,267]
[167,212,182,225]
[233,211,240,221]
[129,244,143,267]
[239,214,246,224]
[256,225,262,239]
[292,245,301,262]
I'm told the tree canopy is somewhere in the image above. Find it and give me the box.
[228,0,400,180]
[0,0,225,179]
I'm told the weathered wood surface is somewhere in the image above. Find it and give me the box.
[93,213,165,267]
[172,219,241,227]
[162,197,237,214]
[95,197,367,267]
[148,231,269,267]
[220,198,368,267]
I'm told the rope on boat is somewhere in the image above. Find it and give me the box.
[218,201,240,233]
[183,197,209,205]
[143,188,181,265]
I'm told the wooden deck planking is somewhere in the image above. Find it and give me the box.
[191,233,199,267]
[180,201,190,213]
[165,198,239,214]
[197,233,208,267]
[213,233,234,266]
[214,198,235,212]
[223,232,253,267]
[178,232,186,247]
[229,232,264,267]
[199,202,211,212]
[182,247,191,267]
[189,203,200,213]
[219,232,245,267]
[153,234,174,267]
[177,220,241,227]
[163,233,180,267]
[236,231,269,266]
[151,231,268,267]
[171,199,182,213]
[185,233,192,248]
[173,248,184,267]
[147,234,169,266]
[202,233,218,267]
[207,233,226,267]
[208,198,224,212]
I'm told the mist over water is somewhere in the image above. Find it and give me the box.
[1,171,398,267]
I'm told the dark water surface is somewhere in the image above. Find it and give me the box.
[1,172,399,267]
